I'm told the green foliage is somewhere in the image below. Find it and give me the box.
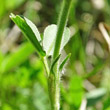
[50,54,61,74]
[0,52,4,67]
[10,1,72,109]
[59,53,71,72]
[0,57,48,110]
[10,13,46,56]
[0,0,25,18]
[0,0,110,110]
[0,43,35,73]
[43,24,70,56]
[103,97,110,110]
[62,75,84,109]
[86,88,106,106]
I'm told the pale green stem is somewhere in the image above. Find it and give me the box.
[53,0,72,61]
[48,0,73,110]
[42,57,50,77]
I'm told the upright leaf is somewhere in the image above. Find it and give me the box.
[43,24,70,56]
[59,53,71,72]
[50,54,61,74]
[10,13,46,56]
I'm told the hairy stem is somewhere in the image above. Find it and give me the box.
[49,0,73,110]
[43,57,50,76]
[53,0,72,61]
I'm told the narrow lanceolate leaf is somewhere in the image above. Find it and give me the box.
[50,54,61,74]
[10,13,46,56]
[59,53,71,71]
[43,24,70,56]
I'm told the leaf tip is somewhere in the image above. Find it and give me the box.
[9,13,16,19]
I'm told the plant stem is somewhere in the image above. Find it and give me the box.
[53,0,72,61]
[42,57,50,76]
[49,0,73,110]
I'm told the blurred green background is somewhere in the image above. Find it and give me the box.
[0,0,110,110]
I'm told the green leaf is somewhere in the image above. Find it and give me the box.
[10,13,46,56]
[103,97,110,109]
[0,42,35,73]
[50,54,61,74]
[63,75,84,108]
[43,24,70,56]
[59,53,71,71]
[84,60,105,79]
[0,51,4,67]
[86,88,106,106]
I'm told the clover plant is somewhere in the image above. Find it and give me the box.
[10,0,73,110]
